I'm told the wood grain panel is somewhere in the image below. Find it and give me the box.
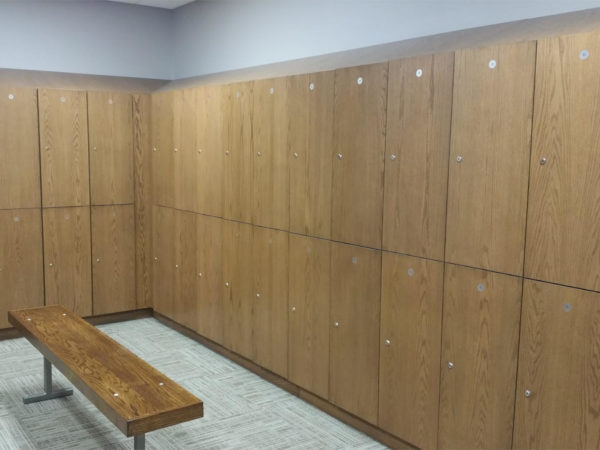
[172,89,197,212]
[0,209,44,329]
[382,54,453,260]
[174,209,197,330]
[514,280,600,449]
[88,91,133,205]
[0,86,40,209]
[331,63,388,249]
[289,71,335,239]
[39,89,89,207]
[445,42,535,275]
[379,252,443,449]
[438,264,522,449]
[196,214,223,344]
[152,206,175,318]
[330,242,381,424]
[151,91,174,208]
[221,220,253,359]
[91,205,135,315]
[196,85,224,217]
[288,234,330,399]
[525,31,600,291]
[252,78,289,230]
[42,207,92,316]
[222,82,253,222]
[251,226,288,377]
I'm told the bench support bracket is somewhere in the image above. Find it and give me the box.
[23,357,74,404]
[134,434,145,449]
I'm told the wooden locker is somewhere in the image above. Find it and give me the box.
[514,280,600,449]
[379,252,444,449]
[222,82,253,223]
[252,78,289,230]
[330,242,381,424]
[221,220,253,359]
[288,234,330,399]
[88,91,133,205]
[0,87,40,209]
[91,205,135,315]
[196,85,224,217]
[152,206,175,318]
[331,63,388,249]
[196,214,223,344]
[288,71,335,239]
[0,209,44,329]
[39,89,89,207]
[173,89,197,212]
[526,31,600,291]
[43,207,92,316]
[382,54,453,260]
[252,226,288,377]
[174,209,197,330]
[445,42,535,275]
[151,91,174,208]
[438,264,522,449]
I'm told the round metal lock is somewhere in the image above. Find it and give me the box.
[8,93,14,100]
[257,151,262,157]
[489,59,497,69]
[197,149,203,154]
[563,303,572,312]
[154,256,158,261]
[309,83,315,91]
[334,321,339,328]
[256,293,260,298]
[236,91,241,98]
[198,272,203,277]
[456,155,463,163]
[293,152,299,159]
[108,99,113,105]
[357,77,363,85]
[96,258,100,263]
[385,339,391,346]
[269,87,274,94]
[337,153,343,160]
[153,147,157,152]
[524,389,532,398]
[408,268,415,276]
[448,361,454,369]
[225,282,230,287]
[291,306,296,312]
[45,146,50,151]
[540,157,547,165]
[174,148,178,153]
[93,147,97,151]
[477,283,485,292]
[60,96,66,103]
[225,150,230,155]
[13,216,19,222]
[49,263,54,267]
[580,49,590,60]
[390,154,396,161]
[416,69,423,78]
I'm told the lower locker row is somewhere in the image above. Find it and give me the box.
[0,205,136,328]
[153,206,600,449]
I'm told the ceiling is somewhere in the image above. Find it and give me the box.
[107,0,195,9]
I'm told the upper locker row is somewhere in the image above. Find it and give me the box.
[153,31,600,292]
[0,88,134,208]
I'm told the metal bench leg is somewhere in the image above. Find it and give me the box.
[134,434,145,450]
[23,357,73,404]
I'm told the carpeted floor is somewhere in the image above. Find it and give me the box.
[0,317,387,449]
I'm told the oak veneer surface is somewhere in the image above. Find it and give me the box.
[438,264,522,449]
[525,31,600,291]
[174,210,197,331]
[0,86,40,209]
[514,280,600,449]
[331,63,388,249]
[382,53,453,260]
[88,91,134,205]
[152,206,175,319]
[379,252,443,450]
[8,305,203,436]
[288,72,335,240]
[445,41,535,275]
[151,91,174,208]
[39,88,90,207]
[172,89,197,212]
[0,209,44,329]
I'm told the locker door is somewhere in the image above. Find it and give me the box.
[39,89,89,207]
[445,42,535,275]
[252,78,289,230]
[383,54,453,260]
[196,85,224,217]
[88,91,133,205]
[330,242,381,424]
[151,91,174,208]
[222,83,253,222]
[0,87,40,209]
[174,209,197,330]
[91,205,135,315]
[331,63,388,249]
[526,32,600,291]
[221,220,253,359]
[152,206,175,318]
[252,226,288,376]
[289,71,335,239]
[379,252,444,449]
[438,264,522,449]
[288,234,330,398]
[514,280,600,449]
[173,89,197,212]
[43,207,92,316]
[0,210,44,329]
[196,215,223,344]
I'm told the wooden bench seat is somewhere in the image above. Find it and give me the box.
[8,305,204,449]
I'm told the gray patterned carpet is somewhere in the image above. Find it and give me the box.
[0,318,387,449]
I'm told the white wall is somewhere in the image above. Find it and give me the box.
[0,1,173,79]
[172,0,600,79]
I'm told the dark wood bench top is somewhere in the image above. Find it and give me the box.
[9,305,203,437]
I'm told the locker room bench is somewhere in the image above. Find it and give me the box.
[8,305,203,449]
